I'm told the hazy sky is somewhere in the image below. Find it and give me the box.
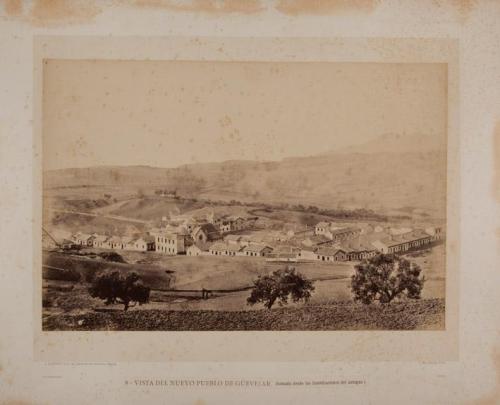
[43,60,447,170]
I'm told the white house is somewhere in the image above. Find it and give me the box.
[154,231,189,255]
[186,241,212,256]
[209,242,243,256]
[316,247,348,262]
[241,243,273,257]
[127,236,155,251]
[297,247,317,261]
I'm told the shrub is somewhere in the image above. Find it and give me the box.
[84,268,99,283]
[98,252,126,263]
[247,267,315,309]
[351,254,425,304]
[88,271,150,311]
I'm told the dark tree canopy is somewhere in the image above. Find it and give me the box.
[247,267,315,309]
[351,254,425,304]
[89,271,150,311]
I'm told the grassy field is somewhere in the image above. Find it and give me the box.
[100,249,354,289]
[43,298,445,331]
[42,247,445,320]
[43,252,173,289]
[44,250,353,291]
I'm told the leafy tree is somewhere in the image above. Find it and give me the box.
[247,267,315,309]
[351,254,425,304]
[89,271,150,311]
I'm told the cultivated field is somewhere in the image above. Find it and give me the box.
[43,298,445,331]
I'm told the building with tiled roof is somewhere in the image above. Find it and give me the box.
[241,243,273,257]
[191,223,221,244]
[209,241,245,256]
[314,222,361,242]
[370,226,442,254]
[315,247,348,262]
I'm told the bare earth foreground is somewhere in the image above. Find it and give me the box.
[43,299,444,331]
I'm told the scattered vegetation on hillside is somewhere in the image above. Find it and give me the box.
[51,198,111,212]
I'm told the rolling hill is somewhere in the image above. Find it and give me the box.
[44,133,446,217]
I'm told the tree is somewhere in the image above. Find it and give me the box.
[247,267,315,309]
[89,271,150,311]
[351,254,425,304]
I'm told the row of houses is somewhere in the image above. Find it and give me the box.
[59,217,443,263]
[206,242,273,257]
[185,225,443,262]
[71,232,156,251]
[370,228,442,254]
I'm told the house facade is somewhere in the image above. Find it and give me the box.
[242,243,273,257]
[316,247,348,262]
[73,232,93,246]
[187,241,212,256]
[127,236,155,251]
[155,232,189,255]
[209,242,243,256]
[297,248,317,261]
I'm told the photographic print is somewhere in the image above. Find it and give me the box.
[41,59,447,331]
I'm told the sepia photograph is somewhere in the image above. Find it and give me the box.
[4,1,500,403]
[41,59,448,332]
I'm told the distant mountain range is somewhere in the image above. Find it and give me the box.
[334,132,445,155]
[44,133,447,216]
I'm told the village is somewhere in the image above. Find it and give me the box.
[43,206,444,264]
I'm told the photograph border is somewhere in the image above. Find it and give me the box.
[33,35,459,362]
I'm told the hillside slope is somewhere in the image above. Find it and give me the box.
[44,134,446,215]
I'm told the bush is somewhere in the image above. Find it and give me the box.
[84,268,99,283]
[247,267,315,309]
[351,254,425,304]
[89,271,150,311]
[98,252,126,263]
